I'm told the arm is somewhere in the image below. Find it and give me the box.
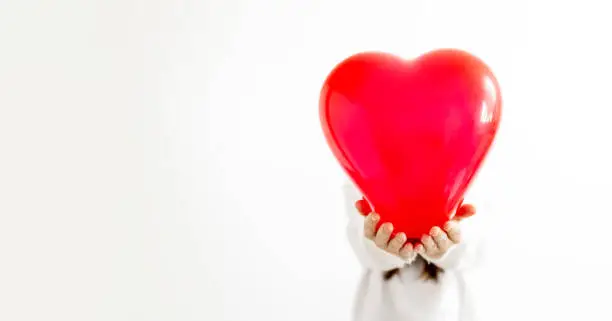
[343,182,408,272]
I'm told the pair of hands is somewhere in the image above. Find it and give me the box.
[355,199,476,262]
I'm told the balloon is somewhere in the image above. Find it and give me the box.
[320,49,502,239]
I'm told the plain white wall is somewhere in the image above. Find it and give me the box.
[2,0,612,320]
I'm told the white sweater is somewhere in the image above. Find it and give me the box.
[343,182,486,321]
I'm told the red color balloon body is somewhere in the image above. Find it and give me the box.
[320,49,501,239]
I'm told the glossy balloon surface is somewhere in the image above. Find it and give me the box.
[320,49,501,238]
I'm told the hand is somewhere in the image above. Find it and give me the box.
[416,202,476,259]
[355,198,476,261]
[356,199,415,261]
[362,212,417,261]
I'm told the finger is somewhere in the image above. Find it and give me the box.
[355,198,371,216]
[399,243,416,260]
[363,213,379,240]
[454,204,476,221]
[387,232,406,254]
[444,221,462,243]
[415,243,424,255]
[430,226,452,252]
[374,223,393,248]
[421,234,438,254]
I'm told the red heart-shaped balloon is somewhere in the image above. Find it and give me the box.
[320,49,501,239]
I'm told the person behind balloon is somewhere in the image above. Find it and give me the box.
[343,182,486,321]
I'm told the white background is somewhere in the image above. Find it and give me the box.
[1,0,612,320]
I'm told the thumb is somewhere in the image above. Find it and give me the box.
[453,203,476,221]
[355,198,372,216]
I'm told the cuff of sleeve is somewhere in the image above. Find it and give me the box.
[420,243,463,270]
[362,236,408,270]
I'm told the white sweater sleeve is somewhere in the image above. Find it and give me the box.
[343,182,407,272]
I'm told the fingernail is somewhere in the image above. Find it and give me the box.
[397,233,406,241]
[371,214,379,221]
[415,245,424,252]
[385,224,393,232]
[430,227,439,236]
